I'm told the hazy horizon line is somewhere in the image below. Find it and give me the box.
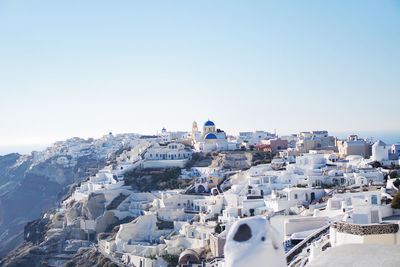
[1,128,400,146]
[1,129,399,156]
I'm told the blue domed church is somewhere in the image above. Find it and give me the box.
[191,120,236,152]
[200,120,227,142]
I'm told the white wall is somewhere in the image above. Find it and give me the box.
[284,217,328,237]
[123,254,157,267]
[372,144,389,161]
[330,227,400,247]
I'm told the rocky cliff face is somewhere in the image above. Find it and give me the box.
[0,152,107,257]
[0,214,98,267]
[188,151,272,171]
[210,151,253,169]
[0,153,32,196]
[0,190,125,267]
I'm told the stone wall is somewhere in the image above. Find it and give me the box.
[331,222,399,235]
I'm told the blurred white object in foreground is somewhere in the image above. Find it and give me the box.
[224,217,286,267]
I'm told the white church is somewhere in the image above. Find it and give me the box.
[191,120,237,153]
[370,140,400,166]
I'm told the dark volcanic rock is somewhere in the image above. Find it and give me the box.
[0,153,32,196]
[0,243,45,267]
[106,193,129,210]
[0,154,107,256]
[64,248,118,267]
[24,218,51,245]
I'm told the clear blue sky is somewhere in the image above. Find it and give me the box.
[0,0,399,146]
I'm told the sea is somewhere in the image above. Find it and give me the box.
[0,144,50,156]
[330,130,400,145]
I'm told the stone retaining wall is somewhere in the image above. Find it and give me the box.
[331,222,399,235]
